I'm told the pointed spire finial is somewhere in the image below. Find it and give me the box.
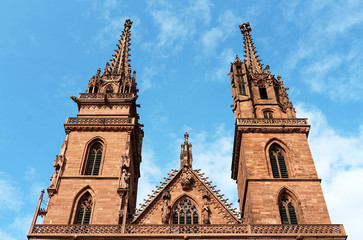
[184,132,189,143]
[180,132,192,169]
[239,22,264,73]
[108,19,133,77]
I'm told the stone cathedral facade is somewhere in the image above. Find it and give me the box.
[28,20,347,239]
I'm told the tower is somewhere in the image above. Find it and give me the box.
[230,22,330,225]
[30,19,143,229]
[28,20,346,240]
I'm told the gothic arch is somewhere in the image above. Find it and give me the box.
[171,195,199,224]
[69,186,96,225]
[257,80,268,99]
[261,108,274,118]
[264,139,293,178]
[123,84,130,93]
[105,84,114,93]
[80,137,107,176]
[276,187,303,224]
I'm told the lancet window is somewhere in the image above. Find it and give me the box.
[172,198,199,224]
[124,85,130,93]
[84,142,103,176]
[106,85,113,93]
[258,84,268,99]
[279,193,298,224]
[263,110,273,118]
[238,83,246,95]
[269,143,288,178]
[74,192,93,224]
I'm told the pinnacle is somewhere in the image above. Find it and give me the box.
[107,19,133,77]
[239,22,264,73]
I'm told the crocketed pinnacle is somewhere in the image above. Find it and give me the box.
[108,19,133,76]
[239,22,264,73]
[180,132,193,169]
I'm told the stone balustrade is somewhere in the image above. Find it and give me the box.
[236,118,308,125]
[66,117,133,125]
[79,93,134,99]
[30,224,345,236]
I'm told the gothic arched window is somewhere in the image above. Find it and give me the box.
[269,143,288,178]
[258,83,268,99]
[106,85,113,93]
[74,192,93,224]
[124,85,130,93]
[279,193,298,224]
[238,83,246,95]
[263,110,273,118]
[172,198,198,224]
[84,142,103,175]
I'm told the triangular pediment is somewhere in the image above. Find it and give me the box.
[133,167,239,225]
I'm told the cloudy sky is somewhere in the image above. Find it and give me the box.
[1,0,362,239]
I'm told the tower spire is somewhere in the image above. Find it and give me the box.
[180,132,192,169]
[108,19,133,77]
[239,22,264,73]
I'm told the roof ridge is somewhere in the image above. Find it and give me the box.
[192,169,240,222]
[133,168,180,220]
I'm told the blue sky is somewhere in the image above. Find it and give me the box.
[1,0,363,239]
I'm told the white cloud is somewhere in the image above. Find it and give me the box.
[206,48,235,82]
[139,66,158,92]
[296,104,363,181]
[9,215,33,238]
[85,0,141,49]
[282,1,363,102]
[191,124,238,208]
[146,0,213,53]
[296,103,363,240]
[137,146,163,208]
[25,167,36,181]
[0,173,23,212]
[201,10,242,53]
[324,168,363,239]
[304,55,342,93]
[0,230,16,240]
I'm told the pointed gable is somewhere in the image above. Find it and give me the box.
[133,166,239,225]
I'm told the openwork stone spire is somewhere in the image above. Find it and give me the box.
[180,132,192,169]
[108,19,133,77]
[239,22,264,73]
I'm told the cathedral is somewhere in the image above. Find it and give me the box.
[28,20,347,239]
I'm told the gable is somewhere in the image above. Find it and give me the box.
[134,167,239,225]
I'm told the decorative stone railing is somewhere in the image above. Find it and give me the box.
[30,224,345,236]
[65,118,133,125]
[236,118,308,125]
[79,93,134,99]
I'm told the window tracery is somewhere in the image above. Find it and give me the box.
[279,193,298,224]
[263,110,273,118]
[74,192,93,224]
[172,198,198,225]
[269,143,288,178]
[106,85,113,93]
[238,83,246,95]
[84,142,103,175]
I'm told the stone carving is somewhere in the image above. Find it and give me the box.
[180,167,193,191]
[119,169,130,189]
[49,169,58,189]
[121,155,130,169]
[180,132,192,168]
[202,191,211,224]
[161,190,171,224]
[30,223,345,235]
[48,155,66,197]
